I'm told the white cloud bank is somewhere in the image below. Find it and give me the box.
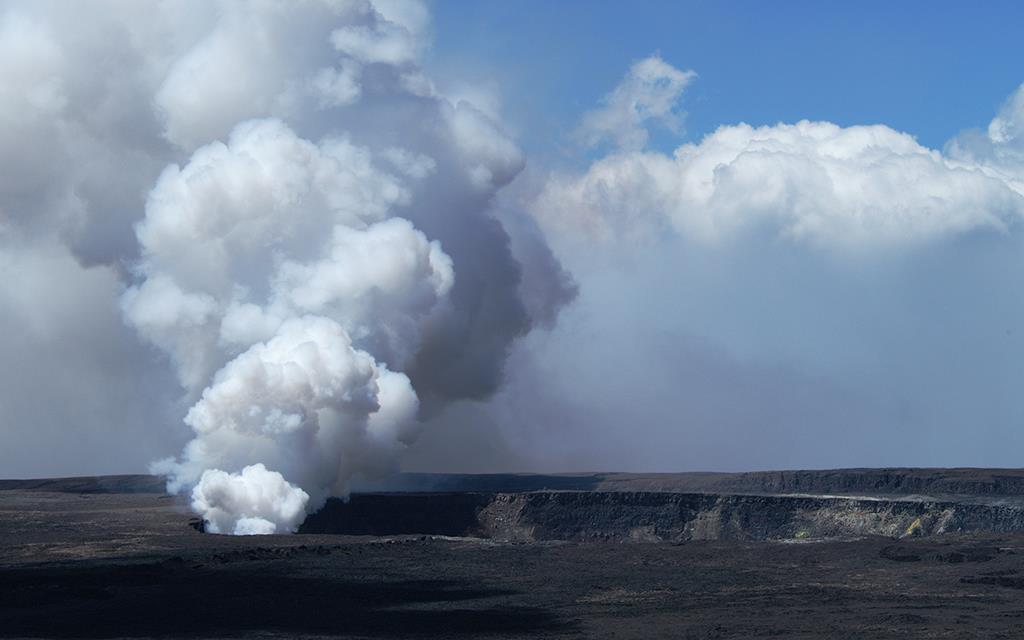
[473,56,1024,475]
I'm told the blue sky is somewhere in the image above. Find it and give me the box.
[429,0,1024,156]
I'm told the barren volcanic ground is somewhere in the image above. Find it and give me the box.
[5,471,1024,639]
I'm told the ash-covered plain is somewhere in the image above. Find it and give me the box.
[5,470,1024,639]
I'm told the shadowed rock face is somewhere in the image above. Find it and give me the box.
[300,491,1024,542]
[299,493,494,536]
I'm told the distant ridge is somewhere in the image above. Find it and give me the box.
[0,475,166,494]
[6,468,1024,498]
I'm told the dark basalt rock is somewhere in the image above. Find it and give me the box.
[301,490,1024,541]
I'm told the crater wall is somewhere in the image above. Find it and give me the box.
[299,491,1024,542]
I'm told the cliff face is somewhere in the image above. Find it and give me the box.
[482,492,1024,542]
[299,493,491,536]
[300,491,1024,542]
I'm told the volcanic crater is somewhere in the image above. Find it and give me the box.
[6,469,1024,639]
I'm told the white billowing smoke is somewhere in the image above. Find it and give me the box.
[122,118,452,394]
[0,0,573,533]
[115,1,567,534]
[193,464,310,535]
[124,116,455,534]
[174,316,420,510]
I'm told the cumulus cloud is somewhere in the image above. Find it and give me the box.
[541,60,1024,252]
[947,82,1024,185]
[577,55,697,151]
[540,120,1024,250]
